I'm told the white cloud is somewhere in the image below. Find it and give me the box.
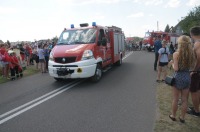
[148,14,154,17]
[82,0,120,4]
[127,12,144,18]
[141,25,157,32]
[166,0,181,8]
[0,7,19,14]
[133,0,163,6]
[145,0,163,6]
[186,0,200,6]
[57,0,122,5]
[87,13,105,21]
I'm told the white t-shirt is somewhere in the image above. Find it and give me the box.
[158,47,170,63]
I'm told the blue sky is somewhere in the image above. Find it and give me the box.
[0,0,199,42]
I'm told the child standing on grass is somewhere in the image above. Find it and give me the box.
[156,40,170,82]
[168,35,194,123]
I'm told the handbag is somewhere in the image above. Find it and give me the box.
[165,75,175,86]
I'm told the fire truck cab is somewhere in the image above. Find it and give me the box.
[48,22,125,82]
[143,31,179,52]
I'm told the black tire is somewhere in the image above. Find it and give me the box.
[91,64,102,82]
[54,77,63,81]
[147,48,151,52]
[115,55,122,66]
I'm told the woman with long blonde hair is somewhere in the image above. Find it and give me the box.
[169,35,194,123]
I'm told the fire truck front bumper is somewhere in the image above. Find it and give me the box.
[48,59,97,79]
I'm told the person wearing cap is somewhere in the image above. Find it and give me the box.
[8,50,23,80]
[8,50,16,80]
[156,40,170,82]
[13,51,23,78]
[0,44,10,79]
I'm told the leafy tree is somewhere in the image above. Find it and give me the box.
[133,37,143,42]
[7,40,11,47]
[52,36,58,43]
[164,24,170,32]
[179,6,200,34]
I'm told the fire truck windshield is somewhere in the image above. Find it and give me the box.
[145,32,151,37]
[57,28,97,45]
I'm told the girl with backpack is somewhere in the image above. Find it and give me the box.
[156,40,170,82]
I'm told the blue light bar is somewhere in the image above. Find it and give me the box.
[71,24,74,28]
[92,22,96,26]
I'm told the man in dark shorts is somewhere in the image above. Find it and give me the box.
[187,26,200,117]
[154,36,162,71]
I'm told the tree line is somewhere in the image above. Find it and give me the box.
[164,5,200,34]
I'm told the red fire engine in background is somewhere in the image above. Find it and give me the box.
[48,22,125,82]
[143,31,180,52]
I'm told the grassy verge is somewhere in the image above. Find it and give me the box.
[154,70,200,132]
[0,65,40,84]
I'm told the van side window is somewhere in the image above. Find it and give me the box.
[105,30,110,43]
[99,29,105,41]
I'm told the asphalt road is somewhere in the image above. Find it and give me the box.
[0,51,157,132]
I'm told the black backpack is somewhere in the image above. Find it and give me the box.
[161,47,168,55]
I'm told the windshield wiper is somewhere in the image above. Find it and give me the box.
[57,42,71,45]
[74,41,86,44]
[57,42,65,45]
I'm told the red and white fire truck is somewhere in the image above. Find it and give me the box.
[143,31,180,52]
[48,22,125,82]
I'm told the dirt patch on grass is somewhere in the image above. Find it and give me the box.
[154,70,200,132]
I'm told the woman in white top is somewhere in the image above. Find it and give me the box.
[156,40,170,82]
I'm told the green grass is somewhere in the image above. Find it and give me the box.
[0,65,40,84]
[154,69,200,132]
[23,66,40,76]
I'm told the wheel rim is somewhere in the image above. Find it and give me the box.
[96,67,102,80]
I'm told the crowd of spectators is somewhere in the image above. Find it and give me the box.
[0,41,56,80]
[154,26,200,123]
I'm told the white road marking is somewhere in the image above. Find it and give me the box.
[0,80,80,119]
[123,51,133,60]
[0,52,133,125]
[0,80,83,125]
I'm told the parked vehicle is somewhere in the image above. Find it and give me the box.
[48,22,125,82]
[143,31,179,52]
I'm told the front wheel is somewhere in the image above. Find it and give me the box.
[91,64,102,82]
[147,47,152,52]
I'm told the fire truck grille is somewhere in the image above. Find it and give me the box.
[54,57,76,64]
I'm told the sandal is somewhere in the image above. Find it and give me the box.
[179,117,185,123]
[169,115,176,121]
[156,80,161,83]
[161,79,165,82]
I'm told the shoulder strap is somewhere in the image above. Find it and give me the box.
[161,47,168,55]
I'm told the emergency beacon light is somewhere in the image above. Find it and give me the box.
[71,24,74,28]
[92,22,96,26]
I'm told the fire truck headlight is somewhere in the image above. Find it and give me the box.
[82,50,94,60]
[49,51,54,61]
